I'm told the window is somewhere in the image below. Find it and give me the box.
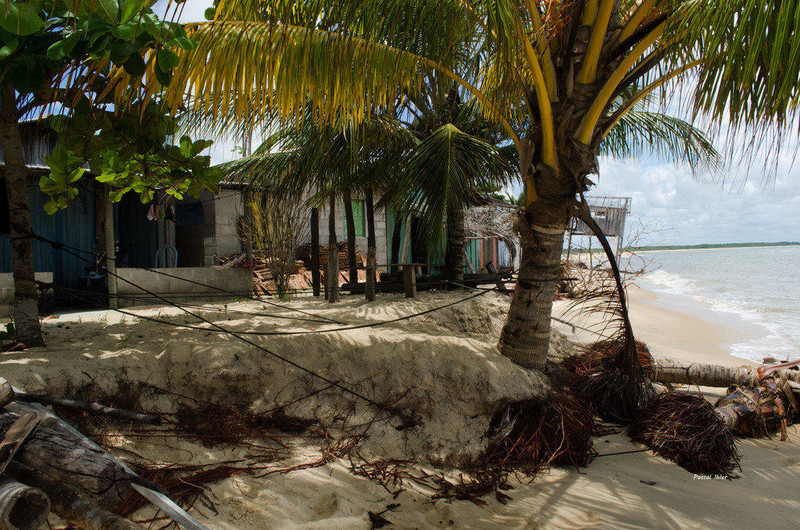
[348,199,366,238]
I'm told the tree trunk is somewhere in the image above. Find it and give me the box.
[652,358,800,388]
[343,189,358,290]
[327,192,339,303]
[444,203,465,284]
[0,475,50,530]
[390,216,402,273]
[0,87,44,347]
[5,465,140,530]
[0,412,132,508]
[310,207,321,297]
[497,196,571,370]
[365,186,377,301]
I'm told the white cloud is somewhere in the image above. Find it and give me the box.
[592,155,800,246]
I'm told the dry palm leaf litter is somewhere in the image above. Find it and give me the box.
[628,392,741,477]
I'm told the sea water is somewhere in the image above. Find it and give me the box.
[638,246,800,363]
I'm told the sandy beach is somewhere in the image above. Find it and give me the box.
[2,285,799,529]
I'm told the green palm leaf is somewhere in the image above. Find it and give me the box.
[601,110,721,174]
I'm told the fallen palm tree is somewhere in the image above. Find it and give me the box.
[651,358,800,441]
[652,358,800,388]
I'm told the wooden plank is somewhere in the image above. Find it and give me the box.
[0,412,40,474]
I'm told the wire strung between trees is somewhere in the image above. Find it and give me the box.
[39,283,334,324]
[20,233,348,326]
[26,232,600,425]
[43,277,495,337]
[34,238,414,424]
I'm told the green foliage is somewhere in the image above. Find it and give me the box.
[0,0,221,211]
[44,103,221,212]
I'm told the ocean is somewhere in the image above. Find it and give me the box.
[637,246,800,363]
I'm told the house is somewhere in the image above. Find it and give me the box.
[0,121,519,313]
[0,120,251,315]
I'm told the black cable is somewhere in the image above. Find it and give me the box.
[24,233,347,326]
[48,241,415,423]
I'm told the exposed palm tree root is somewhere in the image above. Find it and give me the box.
[442,390,597,500]
[566,339,656,424]
[347,391,598,504]
[628,392,741,477]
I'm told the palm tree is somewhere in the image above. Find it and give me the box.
[220,114,415,302]
[389,79,518,284]
[154,0,799,371]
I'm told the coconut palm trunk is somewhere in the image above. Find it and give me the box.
[0,88,44,347]
[327,192,339,302]
[364,186,377,301]
[342,189,358,291]
[498,171,573,370]
[444,203,465,284]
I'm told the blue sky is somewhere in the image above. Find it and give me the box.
[158,0,800,246]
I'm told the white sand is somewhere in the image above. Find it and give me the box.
[2,288,800,529]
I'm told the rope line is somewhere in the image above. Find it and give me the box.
[49,242,412,422]
[22,232,347,325]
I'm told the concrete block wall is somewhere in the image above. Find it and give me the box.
[0,272,54,317]
[116,267,252,307]
[214,191,245,259]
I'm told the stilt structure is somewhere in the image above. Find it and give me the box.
[566,196,631,260]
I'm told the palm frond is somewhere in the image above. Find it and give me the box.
[665,0,800,162]
[601,110,721,174]
[384,123,518,249]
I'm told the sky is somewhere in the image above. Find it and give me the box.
[156,0,800,246]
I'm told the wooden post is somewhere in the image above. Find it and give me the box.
[327,192,339,303]
[400,216,412,263]
[364,187,376,302]
[566,219,574,262]
[402,264,416,298]
[103,185,117,310]
[310,207,321,297]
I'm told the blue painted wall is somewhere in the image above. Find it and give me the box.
[0,181,97,289]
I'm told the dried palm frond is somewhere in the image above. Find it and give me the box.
[565,198,655,423]
[628,392,741,477]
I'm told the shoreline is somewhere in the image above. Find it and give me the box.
[553,283,760,368]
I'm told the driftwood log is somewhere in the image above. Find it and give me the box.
[0,475,49,530]
[0,378,14,410]
[0,411,132,508]
[7,463,141,530]
[13,393,162,425]
[652,359,800,388]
